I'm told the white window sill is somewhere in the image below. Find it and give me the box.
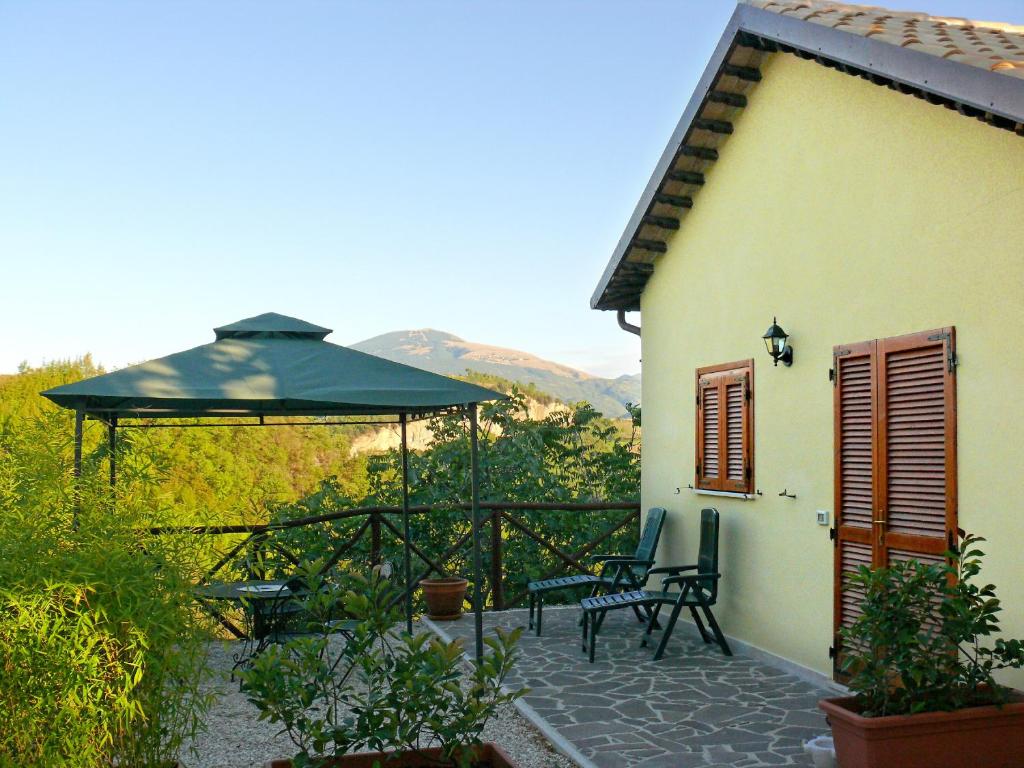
[691,488,758,500]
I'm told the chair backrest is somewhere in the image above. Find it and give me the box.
[695,508,721,602]
[631,507,667,576]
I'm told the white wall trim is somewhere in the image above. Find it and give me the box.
[691,488,759,500]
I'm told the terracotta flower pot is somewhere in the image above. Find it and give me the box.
[419,577,468,621]
[265,742,518,767]
[819,694,1024,768]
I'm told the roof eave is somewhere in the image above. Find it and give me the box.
[590,6,747,312]
[591,4,1024,312]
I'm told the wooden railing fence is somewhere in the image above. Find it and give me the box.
[152,501,641,637]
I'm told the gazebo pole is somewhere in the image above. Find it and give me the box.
[72,407,84,530]
[469,403,484,661]
[108,416,117,490]
[400,412,413,635]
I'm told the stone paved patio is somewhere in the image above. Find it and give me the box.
[434,607,834,768]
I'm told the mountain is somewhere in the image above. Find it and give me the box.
[351,330,640,418]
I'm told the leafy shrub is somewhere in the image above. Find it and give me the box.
[0,584,147,765]
[239,572,525,767]
[0,380,216,766]
[841,533,1024,717]
[0,359,368,531]
[265,391,641,607]
[0,504,216,766]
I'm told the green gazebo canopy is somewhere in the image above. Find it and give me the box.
[42,312,504,419]
[42,312,503,659]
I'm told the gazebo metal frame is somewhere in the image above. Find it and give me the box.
[44,313,505,660]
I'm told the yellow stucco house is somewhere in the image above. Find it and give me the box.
[591,0,1024,687]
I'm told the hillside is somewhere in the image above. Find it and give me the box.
[351,329,640,417]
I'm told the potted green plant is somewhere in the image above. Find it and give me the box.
[239,570,526,768]
[419,576,469,621]
[820,533,1024,768]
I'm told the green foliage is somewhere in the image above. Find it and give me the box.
[362,391,639,506]
[456,370,558,407]
[0,355,636,763]
[0,504,216,765]
[841,533,1024,717]
[0,360,217,766]
[239,572,525,767]
[265,390,641,606]
[0,360,369,530]
[0,584,147,766]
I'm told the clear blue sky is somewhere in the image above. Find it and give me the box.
[2,1,1020,377]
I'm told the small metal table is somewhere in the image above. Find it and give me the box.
[194,579,301,671]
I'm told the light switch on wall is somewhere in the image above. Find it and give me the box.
[816,510,830,526]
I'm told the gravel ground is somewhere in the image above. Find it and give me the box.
[182,629,575,768]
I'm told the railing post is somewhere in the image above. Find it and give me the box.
[370,512,382,567]
[490,509,504,612]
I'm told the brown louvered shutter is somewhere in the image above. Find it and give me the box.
[722,373,751,492]
[832,339,878,670]
[832,328,957,678]
[696,377,721,488]
[877,328,957,562]
[696,361,753,494]
[837,540,872,655]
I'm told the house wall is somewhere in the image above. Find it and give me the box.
[640,52,1024,684]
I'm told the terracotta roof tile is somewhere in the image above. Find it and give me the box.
[745,0,1024,77]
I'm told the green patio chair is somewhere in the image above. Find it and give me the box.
[527,507,666,636]
[580,507,731,662]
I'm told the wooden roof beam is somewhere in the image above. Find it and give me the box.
[722,64,762,82]
[678,145,719,161]
[693,117,733,134]
[631,239,668,254]
[654,193,693,208]
[607,281,649,293]
[642,215,680,231]
[618,262,655,274]
[666,169,706,186]
[707,91,747,108]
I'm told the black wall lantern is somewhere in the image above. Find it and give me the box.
[762,317,793,367]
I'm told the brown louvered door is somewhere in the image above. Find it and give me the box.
[877,328,957,565]
[833,339,878,673]
[832,328,957,678]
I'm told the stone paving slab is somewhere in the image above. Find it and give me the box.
[436,607,831,768]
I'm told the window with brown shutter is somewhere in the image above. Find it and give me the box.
[695,360,754,493]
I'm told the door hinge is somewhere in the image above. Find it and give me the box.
[928,331,957,374]
[696,464,701,477]
[831,349,851,387]
[744,466,752,480]
[828,644,837,659]
[829,527,838,547]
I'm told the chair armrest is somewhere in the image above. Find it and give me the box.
[647,565,698,576]
[604,558,654,569]
[600,559,654,581]
[590,554,634,563]
[660,572,721,588]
